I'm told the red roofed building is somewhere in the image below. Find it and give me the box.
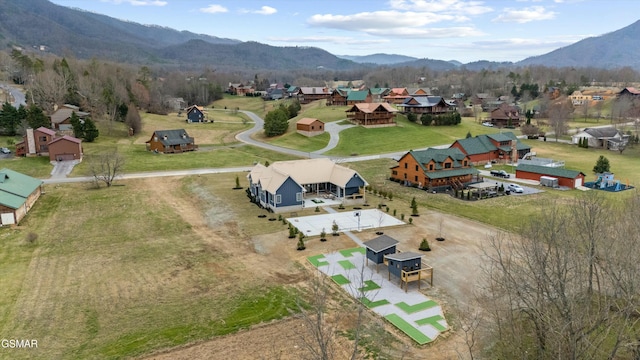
[48,135,83,161]
[296,118,325,137]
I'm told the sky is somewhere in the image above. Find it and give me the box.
[49,0,640,63]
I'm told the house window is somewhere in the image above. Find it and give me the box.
[403,173,407,179]
[40,136,47,142]
[414,176,418,182]
[404,163,407,169]
[296,192,302,202]
[429,164,433,170]
[464,160,468,166]
[311,126,314,130]
[392,170,397,175]
[445,163,452,169]
[275,194,282,204]
[415,165,419,171]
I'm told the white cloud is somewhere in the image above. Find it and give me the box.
[199,4,228,14]
[101,0,167,5]
[492,6,556,23]
[389,0,493,16]
[255,6,277,15]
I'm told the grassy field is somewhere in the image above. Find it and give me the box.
[325,115,502,156]
[2,96,640,358]
[0,176,302,359]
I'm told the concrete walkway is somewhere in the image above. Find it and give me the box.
[312,121,355,154]
[308,248,448,344]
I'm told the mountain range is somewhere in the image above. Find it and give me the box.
[1,0,640,72]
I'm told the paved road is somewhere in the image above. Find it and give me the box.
[0,83,27,108]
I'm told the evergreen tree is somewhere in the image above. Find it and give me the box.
[263,108,289,137]
[25,104,50,129]
[593,155,610,174]
[0,102,20,135]
[83,118,99,142]
[70,111,84,138]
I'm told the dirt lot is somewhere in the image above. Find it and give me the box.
[140,177,499,359]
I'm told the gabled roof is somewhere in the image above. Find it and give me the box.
[346,90,370,101]
[389,88,408,96]
[147,129,194,146]
[401,96,455,108]
[453,132,530,155]
[346,102,398,114]
[298,87,329,95]
[620,87,640,95]
[369,87,389,95]
[401,148,479,179]
[48,135,82,145]
[249,158,367,194]
[0,168,43,209]
[583,127,621,138]
[35,127,56,136]
[185,105,204,113]
[50,105,90,124]
[408,88,431,96]
[296,117,323,125]
[363,235,399,252]
[516,164,585,179]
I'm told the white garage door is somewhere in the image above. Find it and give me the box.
[575,178,583,187]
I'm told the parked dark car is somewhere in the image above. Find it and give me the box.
[490,169,510,178]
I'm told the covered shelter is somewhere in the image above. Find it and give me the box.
[363,235,399,272]
[386,252,433,292]
[296,118,325,137]
[467,181,499,198]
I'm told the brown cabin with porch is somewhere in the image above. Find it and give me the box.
[489,103,522,127]
[146,129,197,154]
[390,148,478,190]
[297,87,331,104]
[15,127,56,157]
[346,103,398,127]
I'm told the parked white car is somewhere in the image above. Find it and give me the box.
[507,184,524,193]
[482,121,493,127]
[0,147,11,154]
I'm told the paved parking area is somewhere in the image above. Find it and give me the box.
[288,209,405,236]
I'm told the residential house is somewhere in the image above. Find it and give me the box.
[297,87,331,104]
[516,164,586,189]
[327,88,349,106]
[571,127,628,150]
[398,96,456,115]
[0,168,43,226]
[15,127,56,157]
[247,158,367,213]
[569,90,589,106]
[286,86,299,98]
[185,105,206,123]
[450,132,531,164]
[146,129,197,153]
[408,88,431,96]
[296,118,325,137]
[263,88,285,101]
[228,83,255,96]
[471,93,494,110]
[489,103,522,127]
[47,135,83,161]
[346,103,398,127]
[390,148,478,190]
[50,104,90,131]
[383,88,410,104]
[346,90,372,105]
[618,87,640,97]
[369,88,390,102]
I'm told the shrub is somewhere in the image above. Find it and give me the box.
[409,218,413,224]
[388,192,393,201]
[320,228,327,241]
[393,209,397,216]
[419,238,431,251]
[401,214,405,221]
[332,220,339,236]
[315,206,320,212]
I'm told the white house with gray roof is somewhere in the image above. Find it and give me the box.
[571,127,628,150]
[247,158,368,213]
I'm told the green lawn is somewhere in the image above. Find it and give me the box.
[0,179,300,359]
[268,131,330,153]
[325,115,504,156]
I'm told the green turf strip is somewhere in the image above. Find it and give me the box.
[360,298,390,309]
[358,280,381,292]
[307,254,329,267]
[395,300,438,314]
[415,315,448,332]
[338,260,356,270]
[339,247,365,257]
[384,314,432,344]
[331,274,350,285]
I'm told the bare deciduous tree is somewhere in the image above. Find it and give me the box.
[89,149,125,187]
